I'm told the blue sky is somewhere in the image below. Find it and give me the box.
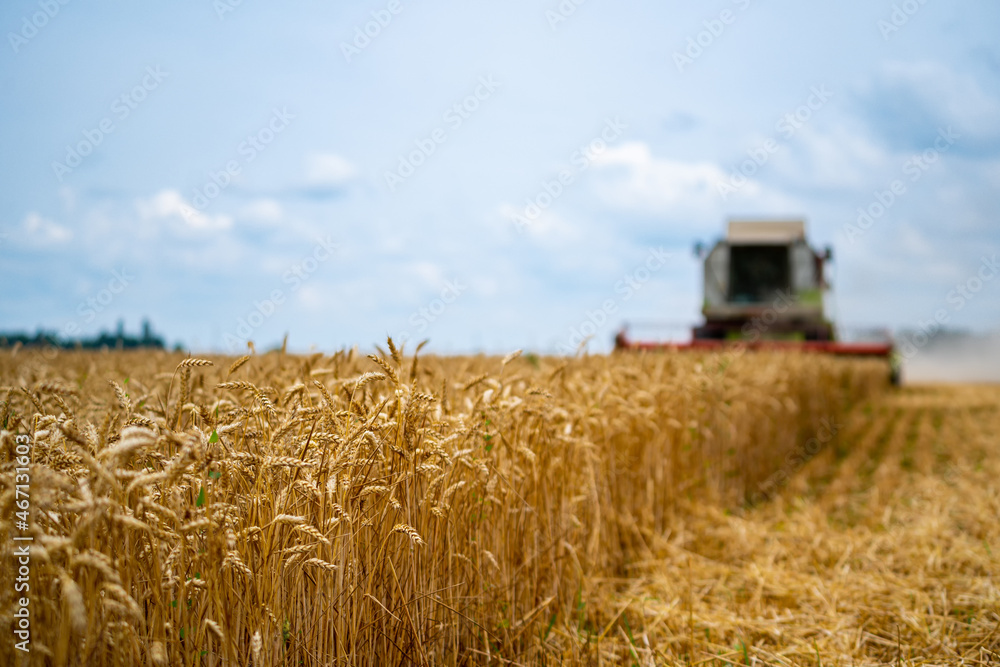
[2,0,998,354]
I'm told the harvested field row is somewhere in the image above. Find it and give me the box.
[584,384,1000,666]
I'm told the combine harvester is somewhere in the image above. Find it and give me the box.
[614,219,899,383]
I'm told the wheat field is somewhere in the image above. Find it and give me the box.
[1,344,997,665]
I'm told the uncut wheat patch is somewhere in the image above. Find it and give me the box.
[0,344,888,665]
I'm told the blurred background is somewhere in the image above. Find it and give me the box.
[1,1,998,377]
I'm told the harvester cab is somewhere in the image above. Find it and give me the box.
[693,220,831,341]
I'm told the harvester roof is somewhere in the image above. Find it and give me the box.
[727,220,805,245]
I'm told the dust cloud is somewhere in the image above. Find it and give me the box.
[902,332,1000,384]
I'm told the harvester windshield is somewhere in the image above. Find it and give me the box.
[728,245,790,304]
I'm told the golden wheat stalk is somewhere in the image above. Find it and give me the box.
[177,358,214,369]
[228,355,251,376]
[392,523,425,546]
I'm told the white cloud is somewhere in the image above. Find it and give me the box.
[305,153,357,187]
[22,211,72,244]
[897,224,934,258]
[497,204,582,247]
[773,125,889,190]
[589,141,799,224]
[858,61,1000,156]
[238,199,283,224]
[296,283,326,310]
[136,189,233,232]
[409,261,445,287]
[58,186,77,213]
[880,61,1000,139]
[591,142,729,215]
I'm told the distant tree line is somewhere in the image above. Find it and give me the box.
[0,319,166,350]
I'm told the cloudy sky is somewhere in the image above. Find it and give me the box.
[2,0,998,354]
